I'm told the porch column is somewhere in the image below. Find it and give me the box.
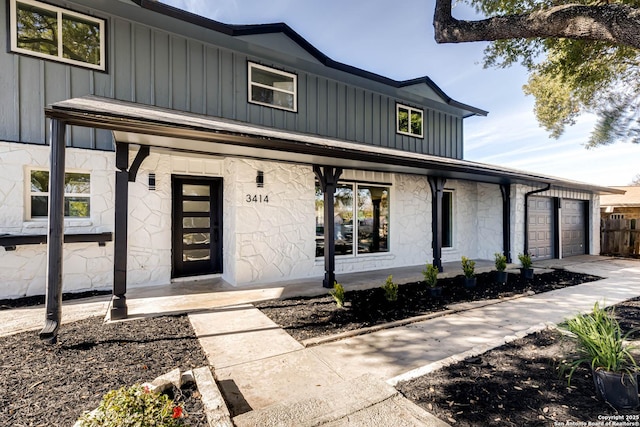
[313,165,343,288]
[111,142,130,320]
[500,184,512,263]
[111,144,150,320]
[39,118,66,344]
[428,177,446,272]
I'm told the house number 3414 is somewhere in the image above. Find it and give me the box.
[246,194,269,203]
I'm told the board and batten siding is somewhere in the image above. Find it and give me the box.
[0,2,464,159]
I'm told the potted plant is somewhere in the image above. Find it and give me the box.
[561,302,638,409]
[494,252,508,284]
[461,256,476,288]
[423,263,441,297]
[518,252,534,280]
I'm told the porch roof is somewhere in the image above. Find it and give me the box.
[46,96,621,195]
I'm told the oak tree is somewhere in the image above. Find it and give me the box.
[433,0,640,146]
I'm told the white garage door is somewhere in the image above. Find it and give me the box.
[528,196,554,260]
[562,199,586,257]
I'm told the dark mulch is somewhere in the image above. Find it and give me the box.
[397,298,640,426]
[256,270,601,341]
[0,315,209,426]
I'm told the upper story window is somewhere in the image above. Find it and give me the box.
[396,104,424,138]
[29,169,91,219]
[248,62,297,112]
[9,0,106,71]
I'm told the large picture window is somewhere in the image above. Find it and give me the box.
[10,0,105,70]
[315,183,389,257]
[248,62,297,112]
[396,104,424,138]
[29,170,90,219]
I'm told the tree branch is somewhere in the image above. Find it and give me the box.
[434,0,640,50]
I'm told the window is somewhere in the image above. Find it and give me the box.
[396,104,424,138]
[442,191,453,248]
[248,62,297,112]
[315,182,389,256]
[29,170,90,218]
[10,0,105,70]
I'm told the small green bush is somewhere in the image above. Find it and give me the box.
[330,282,345,308]
[494,252,507,272]
[560,302,637,384]
[518,253,532,269]
[382,275,398,302]
[423,263,439,288]
[461,257,475,279]
[77,384,185,426]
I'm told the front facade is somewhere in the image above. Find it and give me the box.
[0,0,611,308]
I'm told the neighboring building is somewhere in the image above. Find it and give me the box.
[0,0,618,321]
[601,187,640,220]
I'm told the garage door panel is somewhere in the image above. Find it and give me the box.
[529,196,553,260]
[562,199,586,257]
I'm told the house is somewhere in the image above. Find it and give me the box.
[601,187,640,220]
[0,0,619,340]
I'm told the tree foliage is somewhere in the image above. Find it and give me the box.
[433,0,640,146]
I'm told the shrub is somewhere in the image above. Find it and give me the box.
[382,275,398,302]
[77,384,185,426]
[461,257,475,279]
[518,252,532,269]
[329,282,345,308]
[423,263,439,288]
[494,252,507,272]
[560,302,637,384]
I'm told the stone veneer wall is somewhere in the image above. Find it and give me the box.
[0,140,601,298]
[0,141,115,298]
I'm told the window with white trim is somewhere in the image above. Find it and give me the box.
[396,104,424,138]
[10,0,105,70]
[248,62,297,112]
[315,182,390,257]
[29,170,90,219]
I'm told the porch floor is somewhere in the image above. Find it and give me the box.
[124,259,499,320]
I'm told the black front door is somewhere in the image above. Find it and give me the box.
[172,176,222,278]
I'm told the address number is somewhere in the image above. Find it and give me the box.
[246,194,269,203]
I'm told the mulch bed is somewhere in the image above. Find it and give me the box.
[0,315,209,426]
[397,297,640,426]
[256,270,601,341]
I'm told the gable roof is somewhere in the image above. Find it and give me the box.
[131,0,487,118]
[601,186,640,207]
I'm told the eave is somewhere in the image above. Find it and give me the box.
[45,96,619,195]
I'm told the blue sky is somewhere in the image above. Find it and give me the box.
[163,0,640,186]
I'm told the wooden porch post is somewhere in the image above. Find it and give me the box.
[39,118,66,344]
[111,144,150,320]
[500,184,512,263]
[314,165,343,288]
[111,142,130,320]
[428,177,446,272]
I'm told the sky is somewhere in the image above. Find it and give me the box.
[163,0,640,186]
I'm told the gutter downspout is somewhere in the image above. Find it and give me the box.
[523,184,551,255]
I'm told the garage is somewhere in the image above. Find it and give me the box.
[528,196,554,260]
[561,199,587,257]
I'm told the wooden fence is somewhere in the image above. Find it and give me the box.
[601,218,640,257]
